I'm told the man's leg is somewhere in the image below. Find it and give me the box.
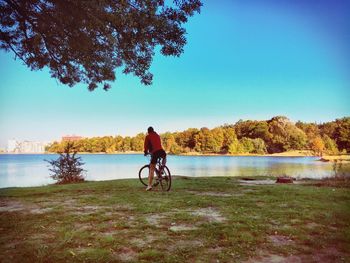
[148,163,156,188]
[161,156,166,167]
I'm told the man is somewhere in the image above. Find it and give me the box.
[144,126,167,191]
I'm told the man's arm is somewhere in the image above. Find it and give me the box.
[144,136,149,155]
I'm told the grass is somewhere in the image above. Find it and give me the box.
[0,176,349,262]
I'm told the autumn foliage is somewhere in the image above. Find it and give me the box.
[47,116,350,155]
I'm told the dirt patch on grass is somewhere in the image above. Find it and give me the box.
[71,206,103,215]
[74,222,94,232]
[268,235,294,246]
[0,200,29,212]
[114,247,138,262]
[130,235,159,247]
[190,207,226,223]
[145,214,166,226]
[245,246,348,263]
[31,232,55,241]
[169,239,203,251]
[169,224,198,232]
[68,204,133,216]
[238,179,276,186]
[30,207,53,214]
[0,199,53,214]
[305,222,322,229]
[244,253,287,263]
[187,191,238,197]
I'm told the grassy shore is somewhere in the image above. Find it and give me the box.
[320,155,350,162]
[0,177,349,262]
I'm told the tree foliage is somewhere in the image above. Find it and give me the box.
[310,136,325,156]
[0,0,202,90]
[46,116,350,155]
[46,142,85,184]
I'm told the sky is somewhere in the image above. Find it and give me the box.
[0,0,349,148]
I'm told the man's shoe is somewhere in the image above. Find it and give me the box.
[146,186,152,191]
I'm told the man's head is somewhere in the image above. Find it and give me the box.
[147,126,154,133]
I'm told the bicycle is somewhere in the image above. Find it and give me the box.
[138,154,172,191]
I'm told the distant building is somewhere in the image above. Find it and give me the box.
[20,141,46,153]
[7,139,46,153]
[7,139,20,153]
[62,135,82,142]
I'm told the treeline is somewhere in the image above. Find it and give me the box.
[47,116,350,155]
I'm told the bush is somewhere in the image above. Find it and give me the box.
[46,142,86,184]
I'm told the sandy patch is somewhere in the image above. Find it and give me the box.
[0,200,28,212]
[244,247,347,263]
[130,235,158,247]
[74,222,94,232]
[238,180,276,186]
[170,239,203,250]
[0,199,53,214]
[113,247,138,262]
[31,232,55,241]
[268,235,294,246]
[30,207,53,214]
[190,207,226,223]
[244,254,287,263]
[169,224,198,232]
[187,191,237,197]
[69,204,132,216]
[145,214,166,226]
[305,222,321,229]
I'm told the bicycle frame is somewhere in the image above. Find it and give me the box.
[139,154,171,191]
[146,153,166,174]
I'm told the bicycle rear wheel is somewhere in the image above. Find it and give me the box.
[138,165,149,186]
[159,165,171,191]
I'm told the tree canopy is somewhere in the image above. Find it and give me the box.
[0,0,202,90]
[46,116,350,155]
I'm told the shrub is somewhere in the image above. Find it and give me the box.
[46,142,86,184]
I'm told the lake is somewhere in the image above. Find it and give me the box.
[0,154,334,188]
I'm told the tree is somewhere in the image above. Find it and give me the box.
[310,136,325,156]
[176,128,198,150]
[322,135,338,155]
[46,142,85,184]
[161,132,182,154]
[240,137,254,153]
[0,0,202,90]
[131,133,145,151]
[194,127,222,153]
[228,139,244,154]
[161,132,176,152]
[221,125,237,153]
[334,117,350,153]
[267,116,307,153]
[251,138,267,154]
[210,127,224,153]
[114,135,124,152]
[122,136,132,152]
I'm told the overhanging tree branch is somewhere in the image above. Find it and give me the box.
[0,0,202,90]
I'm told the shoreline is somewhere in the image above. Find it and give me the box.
[1,151,349,160]
[0,174,345,190]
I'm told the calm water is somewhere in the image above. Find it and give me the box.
[0,154,334,188]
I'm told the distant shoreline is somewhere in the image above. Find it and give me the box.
[1,151,349,161]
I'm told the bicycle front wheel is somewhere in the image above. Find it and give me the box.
[160,166,171,191]
[138,165,149,186]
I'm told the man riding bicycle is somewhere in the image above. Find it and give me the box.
[144,126,167,191]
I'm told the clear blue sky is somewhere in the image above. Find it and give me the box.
[0,0,349,148]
